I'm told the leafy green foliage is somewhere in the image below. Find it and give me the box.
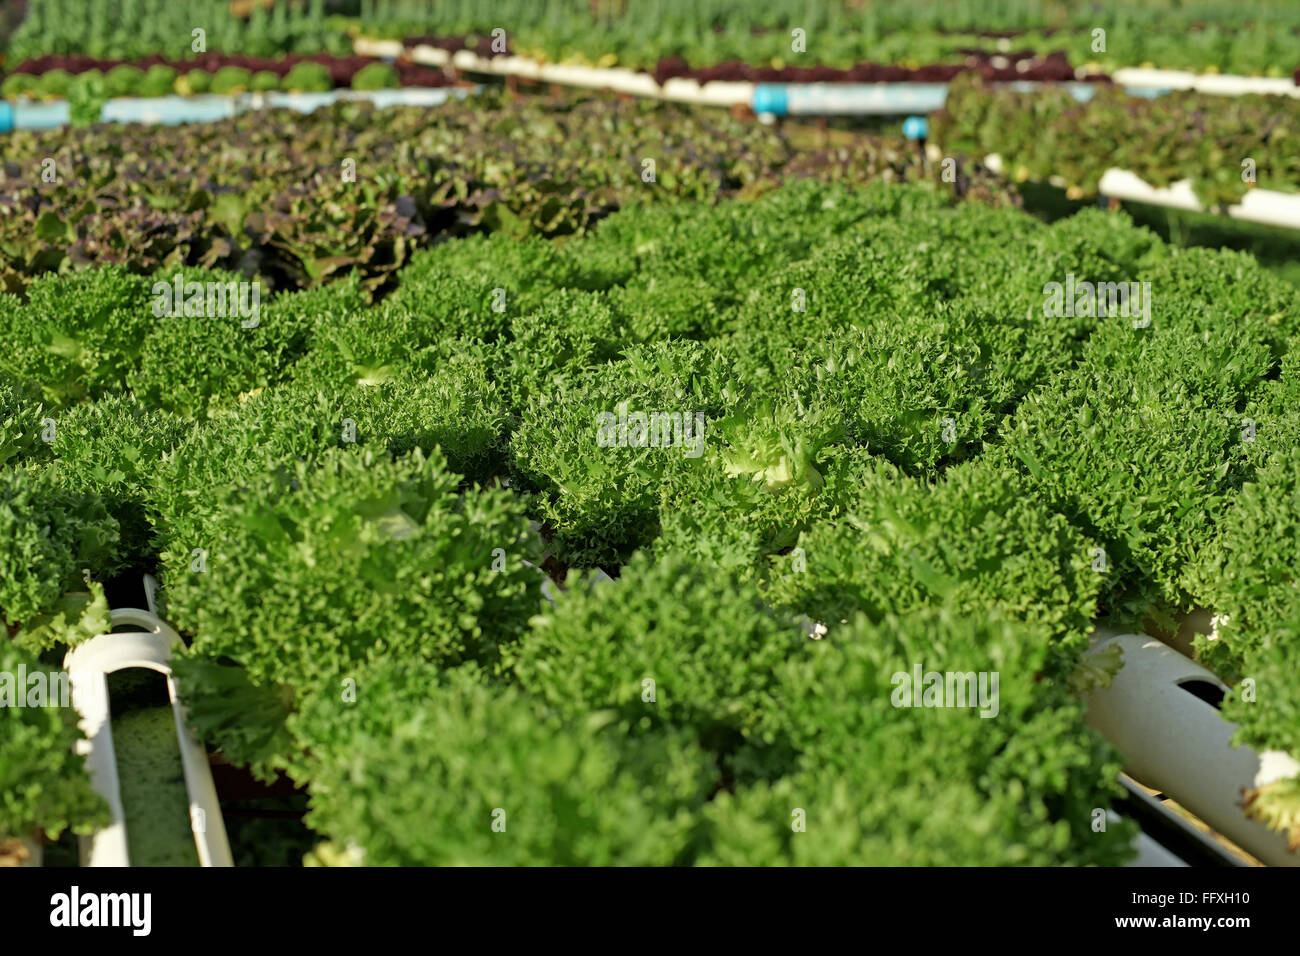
[700,608,1133,866]
[0,381,49,470]
[993,319,1272,625]
[130,268,304,417]
[0,640,108,840]
[935,76,1300,205]
[353,0,1300,75]
[209,67,253,96]
[162,446,540,689]
[510,341,741,567]
[290,662,716,866]
[764,456,1102,677]
[37,395,189,563]
[0,93,992,296]
[0,468,117,652]
[0,267,156,406]
[281,61,332,93]
[1186,449,1300,766]
[292,297,504,388]
[8,0,349,63]
[151,362,508,553]
[350,62,399,91]
[510,551,806,769]
[655,444,882,580]
[5,174,1299,861]
[169,657,296,785]
[1240,344,1300,473]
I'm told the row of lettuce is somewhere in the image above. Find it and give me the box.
[0,58,429,105]
[6,83,1297,306]
[933,75,1300,206]
[0,92,1011,298]
[5,0,1299,78]
[3,179,1299,862]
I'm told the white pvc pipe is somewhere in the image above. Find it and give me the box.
[1096,168,1300,230]
[1083,631,1300,867]
[353,37,404,59]
[426,45,753,106]
[408,44,451,67]
[985,155,1300,231]
[1112,67,1300,98]
[660,78,754,107]
[64,616,233,868]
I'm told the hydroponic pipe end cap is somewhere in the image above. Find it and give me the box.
[902,116,928,140]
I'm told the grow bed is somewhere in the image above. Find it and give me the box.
[3,176,1299,865]
[0,54,452,102]
[980,156,1300,233]
[343,1,1300,78]
[0,91,1007,296]
[931,75,1300,206]
[382,36,1104,86]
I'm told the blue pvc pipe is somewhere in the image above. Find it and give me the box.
[101,95,239,126]
[265,91,339,114]
[4,100,71,130]
[353,87,463,109]
[1,87,472,132]
[751,80,1175,116]
[754,82,949,116]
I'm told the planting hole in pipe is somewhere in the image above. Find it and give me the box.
[105,670,200,867]
[1176,679,1226,710]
